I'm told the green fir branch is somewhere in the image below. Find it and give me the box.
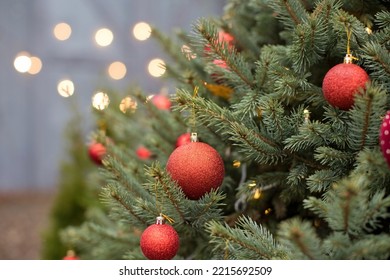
[314,146,354,169]
[103,151,150,199]
[346,235,390,259]
[187,190,226,229]
[322,107,350,148]
[145,162,187,224]
[174,89,285,164]
[207,216,290,259]
[101,184,149,228]
[347,83,387,151]
[228,121,285,165]
[362,41,390,90]
[374,10,390,29]
[277,218,324,259]
[284,120,331,152]
[290,14,328,73]
[267,64,321,105]
[306,169,341,193]
[351,148,390,194]
[194,19,255,89]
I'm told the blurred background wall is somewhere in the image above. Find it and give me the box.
[0,0,225,191]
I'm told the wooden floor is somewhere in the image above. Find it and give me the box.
[0,191,55,259]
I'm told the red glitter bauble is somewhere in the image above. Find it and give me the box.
[140,223,179,260]
[380,111,390,168]
[152,95,171,110]
[166,142,225,200]
[322,63,369,110]
[88,142,106,165]
[175,133,191,147]
[136,146,152,160]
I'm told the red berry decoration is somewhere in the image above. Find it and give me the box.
[140,216,179,260]
[152,94,171,110]
[166,141,225,200]
[88,142,106,165]
[322,61,369,110]
[380,111,390,167]
[136,146,152,160]
[175,133,191,147]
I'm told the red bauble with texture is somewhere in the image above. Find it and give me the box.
[175,133,191,147]
[380,111,390,168]
[140,223,179,260]
[152,95,171,110]
[166,142,225,199]
[88,142,106,165]
[322,63,369,110]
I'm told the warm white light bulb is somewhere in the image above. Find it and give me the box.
[53,22,72,41]
[108,61,127,80]
[148,58,166,77]
[95,28,114,47]
[133,22,151,41]
[14,53,32,73]
[57,79,75,97]
[92,91,110,110]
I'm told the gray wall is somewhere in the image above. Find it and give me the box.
[0,0,225,190]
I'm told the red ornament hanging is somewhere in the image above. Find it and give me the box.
[380,111,390,168]
[166,136,225,200]
[175,133,191,148]
[136,146,152,160]
[204,30,235,54]
[151,94,171,110]
[88,142,106,165]
[140,216,180,260]
[322,57,369,110]
[322,27,370,111]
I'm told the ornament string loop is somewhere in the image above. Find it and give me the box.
[161,213,175,224]
[189,86,199,135]
[344,26,358,64]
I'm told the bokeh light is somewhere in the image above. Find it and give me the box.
[28,56,43,75]
[57,79,75,97]
[95,28,114,47]
[133,22,151,41]
[119,96,138,113]
[108,61,127,80]
[92,91,110,110]
[14,52,32,73]
[53,22,72,41]
[148,58,166,77]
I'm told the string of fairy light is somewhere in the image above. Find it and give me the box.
[13,21,167,111]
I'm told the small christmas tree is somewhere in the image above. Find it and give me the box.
[41,103,101,259]
[62,0,390,259]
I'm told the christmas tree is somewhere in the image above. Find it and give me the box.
[62,0,390,260]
